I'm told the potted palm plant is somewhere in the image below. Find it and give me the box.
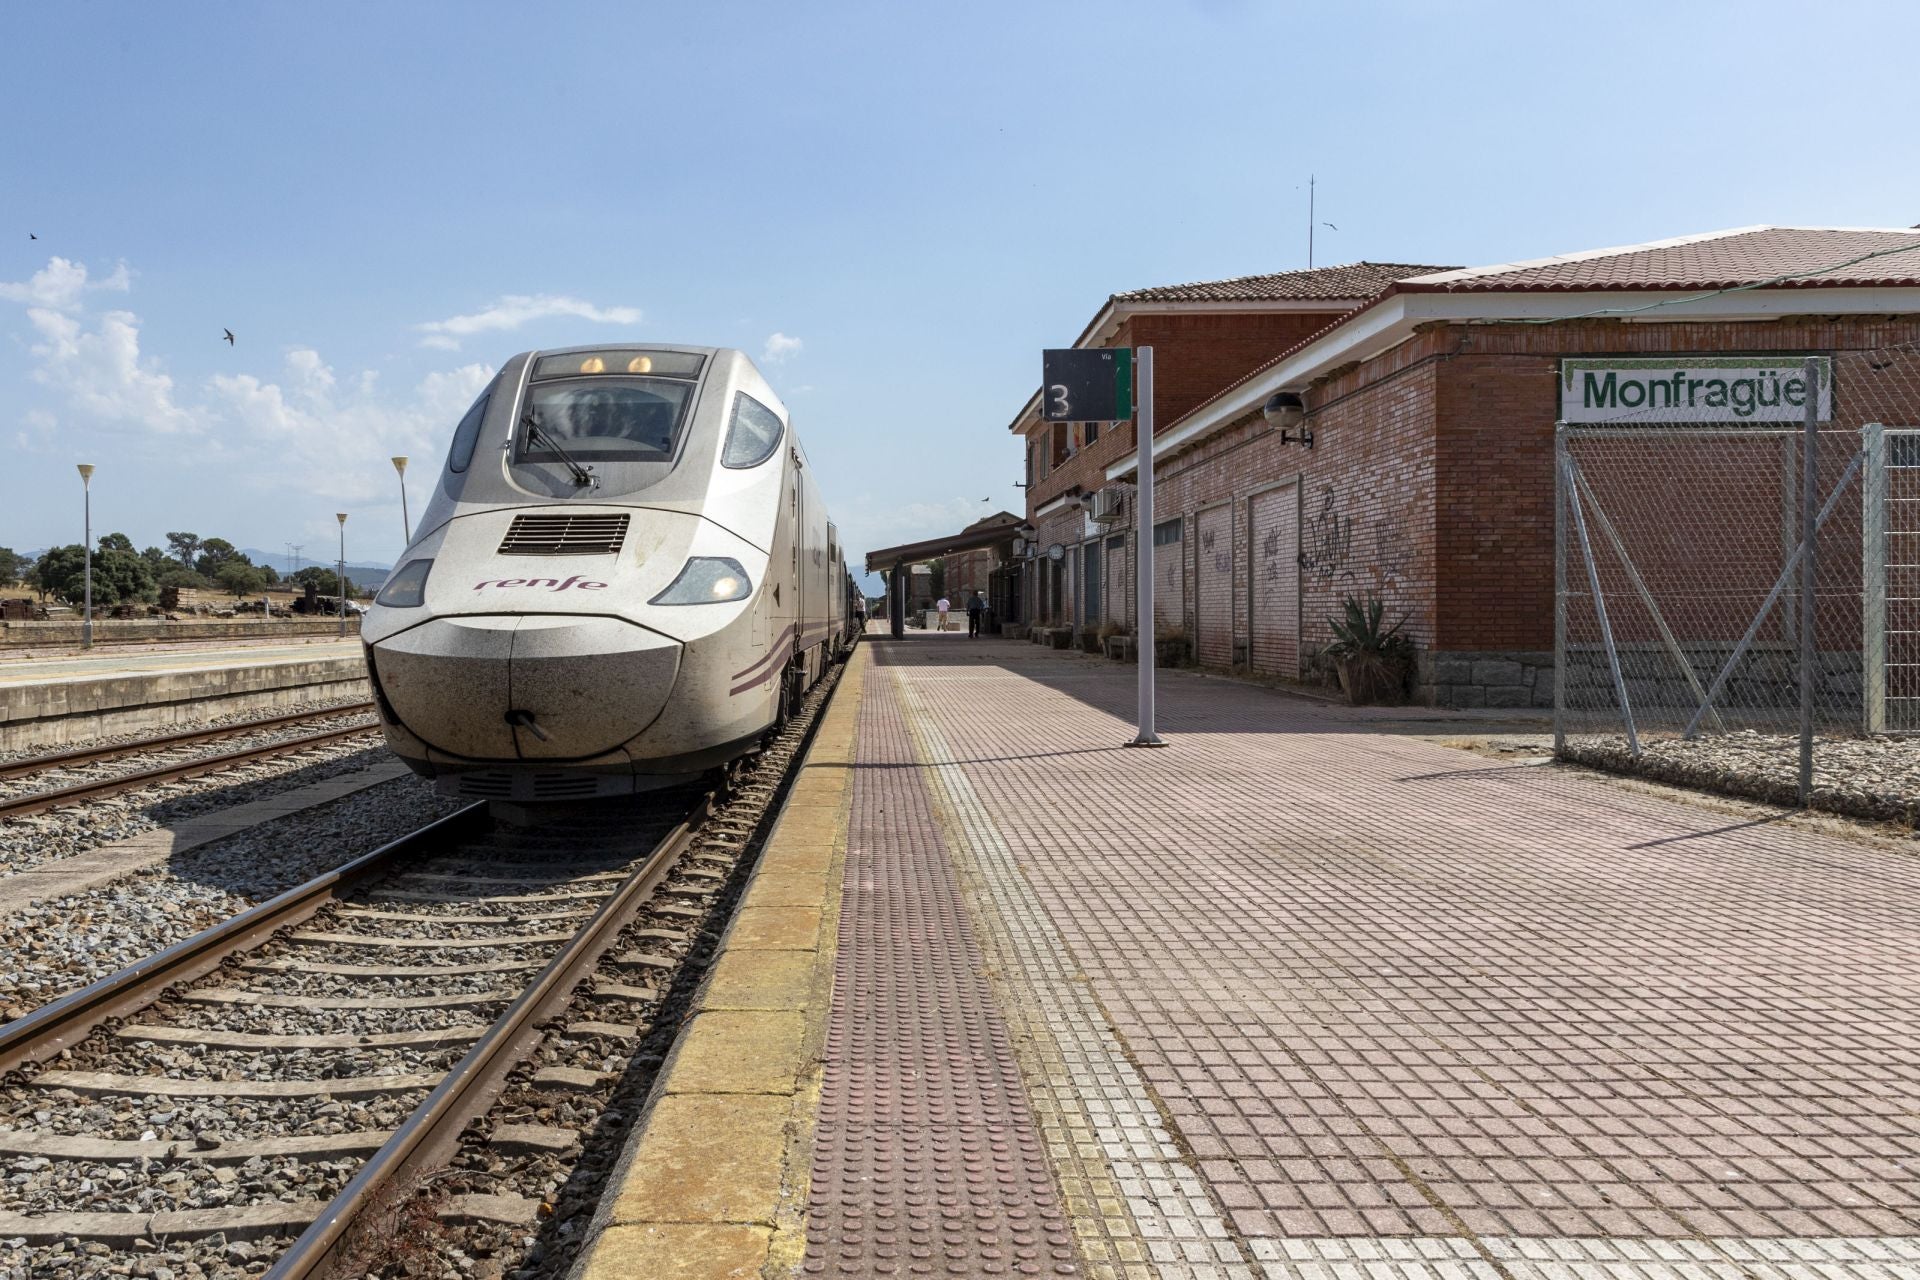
[1323,594,1413,705]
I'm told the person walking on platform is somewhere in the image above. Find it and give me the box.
[936,595,951,631]
[966,590,986,638]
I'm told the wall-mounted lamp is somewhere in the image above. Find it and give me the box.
[1262,391,1313,449]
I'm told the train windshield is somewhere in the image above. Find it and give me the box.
[516,378,694,463]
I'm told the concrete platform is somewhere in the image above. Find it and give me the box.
[0,639,366,750]
[576,635,1920,1280]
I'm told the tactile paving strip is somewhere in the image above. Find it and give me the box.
[803,661,1079,1277]
[896,667,1255,1280]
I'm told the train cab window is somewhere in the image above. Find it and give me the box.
[447,389,492,473]
[516,378,693,463]
[723,392,785,469]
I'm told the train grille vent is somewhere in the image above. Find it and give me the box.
[498,513,630,556]
[453,771,608,801]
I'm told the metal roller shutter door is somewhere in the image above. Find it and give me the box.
[1249,484,1301,677]
[1196,506,1233,668]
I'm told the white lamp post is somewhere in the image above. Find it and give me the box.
[336,513,348,638]
[391,456,410,544]
[77,464,95,649]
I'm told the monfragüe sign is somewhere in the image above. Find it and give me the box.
[1559,357,1832,424]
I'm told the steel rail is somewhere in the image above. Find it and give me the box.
[0,804,487,1075]
[266,790,717,1280]
[0,720,381,819]
[0,701,377,784]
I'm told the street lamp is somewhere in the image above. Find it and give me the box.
[76,464,95,649]
[336,512,348,638]
[391,456,410,544]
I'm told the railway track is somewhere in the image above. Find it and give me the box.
[0,666,840,1279]
[0,703,379,819]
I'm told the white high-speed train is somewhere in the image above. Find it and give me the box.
[361,344,854,802]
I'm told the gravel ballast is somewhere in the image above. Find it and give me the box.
[1561,729,1920,822]
[0,772,467,1020]
[0,738,390,879]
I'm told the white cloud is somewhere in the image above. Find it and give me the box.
[762,332,803,363]
[27,306,195,433]
[0,257,130,311]
[210,350,495,504]
[416,294,642,349]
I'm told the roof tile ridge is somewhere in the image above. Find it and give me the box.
[1767,224,1920,235]
[1405,226,1776,286]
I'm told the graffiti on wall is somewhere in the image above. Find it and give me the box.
[1299,484,1354,582]
[1374,516,1412,591]
[1200,523,1231,575]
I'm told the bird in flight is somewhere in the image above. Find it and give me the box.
[28,233,36,240]
[223,329,235,346]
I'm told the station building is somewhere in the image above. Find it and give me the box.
[1015,225,1920,705]
[1011,262,1450,640]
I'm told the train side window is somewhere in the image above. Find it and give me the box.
[447,390,492,473]
[723,393,785,469]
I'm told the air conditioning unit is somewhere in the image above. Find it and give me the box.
[1090,489,1124,524]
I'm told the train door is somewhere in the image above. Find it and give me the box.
[1195,504,1233,667]
[1248,481,1301,677]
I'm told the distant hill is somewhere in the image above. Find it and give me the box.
[241,549,393,579]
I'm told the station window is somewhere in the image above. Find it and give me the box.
[1084,421,1101,446]
[1050,422,1069,468]
[1153,518,1182,546]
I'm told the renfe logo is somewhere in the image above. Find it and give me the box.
[472,576,608,592]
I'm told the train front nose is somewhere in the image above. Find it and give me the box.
[370,615,681,760]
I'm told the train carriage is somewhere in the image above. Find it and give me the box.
[362,344,846,801]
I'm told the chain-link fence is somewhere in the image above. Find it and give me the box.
[1555,345,1920,815]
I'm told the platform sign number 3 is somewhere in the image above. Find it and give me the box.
[1042,348,1134,422]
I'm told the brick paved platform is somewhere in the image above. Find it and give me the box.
[813,634,1918,1280]
[573,634,1919,1280]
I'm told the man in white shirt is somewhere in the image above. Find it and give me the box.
[936,596,951,630]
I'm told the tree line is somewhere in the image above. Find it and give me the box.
[0,533,358,607]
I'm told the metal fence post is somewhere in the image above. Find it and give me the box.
[1862,422,1887,735]
[1553,423,1567,755]
[1798,357,1818,804]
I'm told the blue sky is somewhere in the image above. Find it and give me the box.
[3,1,1916,584]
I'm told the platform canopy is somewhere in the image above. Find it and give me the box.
[863,512,1024,574]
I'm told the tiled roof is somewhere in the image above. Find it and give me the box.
[1403,226,1920,292]
[1113,261,1455,303]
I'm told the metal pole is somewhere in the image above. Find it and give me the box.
[80,469,93,650]
[889,561,905,638]
[1553,425,1566,755]
[1798,357,1818,804]
[1863,423,1887,734]
[1128,346,1165,747]
[336,513,348,639]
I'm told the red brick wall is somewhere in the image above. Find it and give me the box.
[1427,318,1920,652]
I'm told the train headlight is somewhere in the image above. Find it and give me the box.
[651,557,752,605]
[375,558,434,608]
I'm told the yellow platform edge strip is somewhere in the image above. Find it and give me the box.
[575,644,866,1280]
